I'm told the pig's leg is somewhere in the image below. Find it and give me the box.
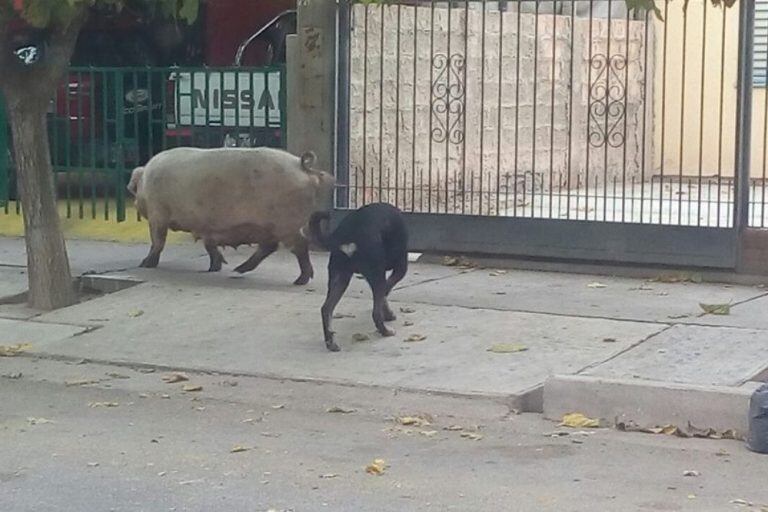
[290,237,314,285]
[203,240,227,272]
[321,264,353,352]
[233,241,278,274]
[140,222,168,268]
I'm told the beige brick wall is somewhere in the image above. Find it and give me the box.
[347,4,653,214]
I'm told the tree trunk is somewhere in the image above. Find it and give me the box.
[5,89,77,310]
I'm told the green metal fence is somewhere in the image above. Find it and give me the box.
[1,65,287,221]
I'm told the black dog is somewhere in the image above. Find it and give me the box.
[307,202,408,352]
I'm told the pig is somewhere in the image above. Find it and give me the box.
[126,146,335,285]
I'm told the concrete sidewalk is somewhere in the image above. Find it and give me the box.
[1,236,767,434]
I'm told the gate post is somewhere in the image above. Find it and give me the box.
[0,93,7,205]
[735,0,756,270]
[286,0,338,208]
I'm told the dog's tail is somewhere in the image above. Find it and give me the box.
[306,210,332,249]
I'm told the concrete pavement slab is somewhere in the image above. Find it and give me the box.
[392,267,765,325]
[583,324,768,386]
[28,281,664,399]
[0,317,88,346]
[0,266,27,300]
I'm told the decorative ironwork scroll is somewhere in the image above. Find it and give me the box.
[431,53,466,145]
[588,54,627,148]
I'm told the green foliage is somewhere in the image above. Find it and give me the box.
[0,0,201,28]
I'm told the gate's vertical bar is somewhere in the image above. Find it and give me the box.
[495,1,504,216]
[697,1,708,226]
[621,7,630,223]
[658,0,669,224]
[64,72,72,219]
[76,69,84,219]
[445,2,452,213]
[378,3,386,203]
[412,1,419,212]
[89,67,97,219]
[717,9,727,227]
[395,3,401,209]
[479,0,487,216]
[513,0,521,216]
[584,0,594,221]
[603,0,612,223]
[363,4,369,207]
[531,0,539,218]
[461,0,469,215]
[566,0,575,220]
[640,9,649,224]
[677,5,689,225]
[337,0,351,209]
[115,70,127,222]
[428,0,435,213]
[549,0,557,220]
[0,93,7,211]
[734,0,755,234]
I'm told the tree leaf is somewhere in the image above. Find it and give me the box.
[698,303,731,315]
[560,413,600,428]
[487,343,528,353]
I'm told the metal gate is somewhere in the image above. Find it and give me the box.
[334,0,760,268]
[1,65,286,221]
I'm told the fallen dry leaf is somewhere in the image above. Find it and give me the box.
[182,385,203,392]
[365,459,387,475]
[89,402,119,408]
[397,416,431,427]
[162,373,189,384]
[587,282,607,289]
[352,333,370,342]
[667,314,691,319]
[86,462,99,467]
[403,320,414,327]
[333,313,355,319]
[487,343,528,353]
[399,307,416,314]
[27,417,54,425]
[443,425,463,431]
[420,430,438,437]
[127,309,144,318]
[326,406,357,414]
[319,473,339,479]
[699,303,731,315]
[602,337,617,343]
[0,343,32,357]
[271,403,286,410]
[64,378,98,387]
[561,413,600,428]
[683,470,700,477]
[230,445,250,453]
[460,432,484,440]
[404,334,427,343]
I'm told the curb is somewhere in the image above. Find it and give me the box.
[543,374,761,438]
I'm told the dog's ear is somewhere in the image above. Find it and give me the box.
[299,225,310,240]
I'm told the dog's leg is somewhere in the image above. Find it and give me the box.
[233,241,278,274]
[290,237,314,285]
[204,240,227,272]
[140,221,168,268]
[321,268,353,352]
[365,271,395,337]
[383,257,408,321]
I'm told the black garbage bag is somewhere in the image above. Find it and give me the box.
[747,383,768,454]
